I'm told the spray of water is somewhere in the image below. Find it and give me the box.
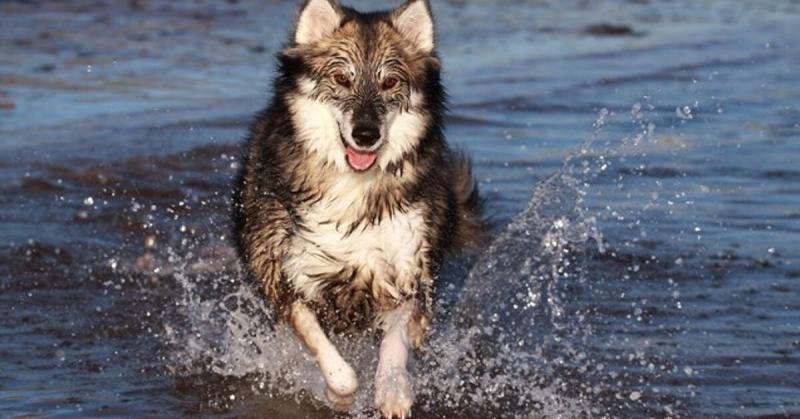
[160,106,668,417]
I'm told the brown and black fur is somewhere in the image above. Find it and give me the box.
[232,1,485,415]
[234,1,484,331]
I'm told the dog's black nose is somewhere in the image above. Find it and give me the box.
[351,124,381,148]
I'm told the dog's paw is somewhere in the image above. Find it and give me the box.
[375,369,414,419]
[325,386,356,411]
[320,357,359,397]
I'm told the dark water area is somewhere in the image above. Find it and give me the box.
[1,0,799,417]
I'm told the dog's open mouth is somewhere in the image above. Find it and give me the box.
[345,146,378,172]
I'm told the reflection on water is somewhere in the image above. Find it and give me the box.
[1,0,799,418]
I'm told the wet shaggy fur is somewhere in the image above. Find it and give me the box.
[233,1,486,416]
[233,0,486,335]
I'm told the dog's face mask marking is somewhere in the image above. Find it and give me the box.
[286,0,436,173]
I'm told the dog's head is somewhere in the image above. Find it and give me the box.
[280,0,442,174]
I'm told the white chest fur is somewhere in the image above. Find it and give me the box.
[283,178,427,305]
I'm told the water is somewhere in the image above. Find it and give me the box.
[1,0,799,417]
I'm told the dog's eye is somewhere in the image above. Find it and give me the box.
[381,76,398,90]
[333,73,351,88]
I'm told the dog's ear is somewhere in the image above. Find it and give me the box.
[391,0,435,54]
[295,0,342,45]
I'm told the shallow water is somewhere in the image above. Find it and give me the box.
[1,0,799,417]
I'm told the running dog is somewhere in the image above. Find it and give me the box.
[234,0,485,417]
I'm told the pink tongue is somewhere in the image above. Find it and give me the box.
[345,147,378,171]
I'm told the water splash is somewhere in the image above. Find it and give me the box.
[162,254,590,417]
[454,108,609,332]
[160,107,671,417]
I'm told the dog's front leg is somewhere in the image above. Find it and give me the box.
[289,301,359,409]
[375,300,422,419]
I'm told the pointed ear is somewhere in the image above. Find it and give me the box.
[295,0,342,45]
[391,0,435,54]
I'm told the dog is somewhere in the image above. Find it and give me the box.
[233,0,485,417]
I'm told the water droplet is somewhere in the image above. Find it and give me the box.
[675,106,693,120]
